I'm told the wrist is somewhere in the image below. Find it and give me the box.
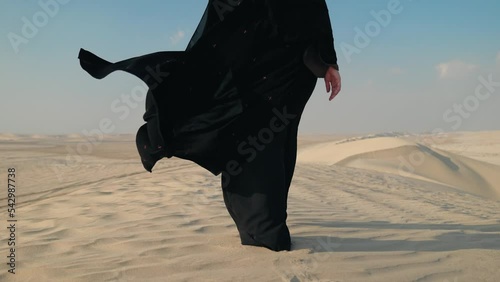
[329,64,339,71]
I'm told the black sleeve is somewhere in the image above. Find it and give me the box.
[268,0,339,77]
[311,0,338,66]
[304,0,339,78]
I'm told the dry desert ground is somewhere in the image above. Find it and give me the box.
[0,131,499,282]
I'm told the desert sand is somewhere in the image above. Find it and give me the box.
[0,131,499,282]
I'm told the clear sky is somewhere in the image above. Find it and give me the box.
[1,0,499,135]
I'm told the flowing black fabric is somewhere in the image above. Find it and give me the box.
[79,0,338,251]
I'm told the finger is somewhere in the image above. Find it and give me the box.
[329,84,340,101]
[325,78,331,93]
[334,84,341,96]
[329,87,336,100]
[329,92,337,101]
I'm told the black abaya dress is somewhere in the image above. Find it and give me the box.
[78,0,338,251]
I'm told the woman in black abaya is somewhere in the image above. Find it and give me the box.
[79,0,341,252]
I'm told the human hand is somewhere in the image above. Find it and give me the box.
[325,66,341,101]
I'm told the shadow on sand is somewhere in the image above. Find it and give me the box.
[291,221,500,252]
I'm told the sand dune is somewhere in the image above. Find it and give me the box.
[0,131,499,281]
[298,136,500,200]
[0,133,18,141]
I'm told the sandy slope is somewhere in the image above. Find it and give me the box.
[0,132,499,282]
[298,136,500,200]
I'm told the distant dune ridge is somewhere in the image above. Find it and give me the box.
[0,131,499,281]
[298,136,500,200]
[0,133,18,141]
